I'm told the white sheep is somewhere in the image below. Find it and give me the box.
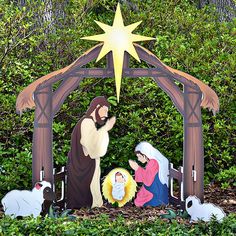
[186,195,226,222]
[1,181,54,218]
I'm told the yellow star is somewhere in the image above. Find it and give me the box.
[82,3,154,102]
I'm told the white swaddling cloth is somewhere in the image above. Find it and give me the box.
[112,182,125,200]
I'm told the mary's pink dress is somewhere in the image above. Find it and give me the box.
[134,159,159,206]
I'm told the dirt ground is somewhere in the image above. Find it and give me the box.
[72,184,235,221]
[0,184,235,221]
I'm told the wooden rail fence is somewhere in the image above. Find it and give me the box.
[40,163,185,209]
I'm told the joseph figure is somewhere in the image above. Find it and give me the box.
[66,96,116,209]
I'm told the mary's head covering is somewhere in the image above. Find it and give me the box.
[135,141,169,187]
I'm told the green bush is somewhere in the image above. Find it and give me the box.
[0,213,235,236]
[0,0,235,199]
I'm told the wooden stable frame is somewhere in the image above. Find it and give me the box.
[16,43,219,207]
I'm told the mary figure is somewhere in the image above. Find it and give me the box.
[129,141,169,207]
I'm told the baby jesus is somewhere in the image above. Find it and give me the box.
[111,172,126,201]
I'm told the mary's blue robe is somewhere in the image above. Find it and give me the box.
[144,173,169,206]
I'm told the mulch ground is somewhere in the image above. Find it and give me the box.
[0,184,235,222]
[72,184,235,222]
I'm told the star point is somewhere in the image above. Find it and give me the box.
[82,3,155,102]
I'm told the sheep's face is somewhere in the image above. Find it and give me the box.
[187,199,193,208]
[43,187,55,201]
[35,181,55,201]
[186,195,200,214]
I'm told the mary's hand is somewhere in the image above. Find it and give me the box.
[129,160,139,171]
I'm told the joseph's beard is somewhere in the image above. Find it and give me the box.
[95,108,108,128]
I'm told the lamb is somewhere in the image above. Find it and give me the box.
[186,195,226,222]
[1,181,55,218]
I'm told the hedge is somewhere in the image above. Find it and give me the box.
[0,0,235,199]
[0,213,236,236]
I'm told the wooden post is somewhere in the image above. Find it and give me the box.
[183,86,204,202]
[106,52,113,69]
[32,85,53,185]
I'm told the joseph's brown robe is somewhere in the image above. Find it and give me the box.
[66,115,109,209]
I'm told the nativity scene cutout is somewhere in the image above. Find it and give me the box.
[102,168,137,207]
[1,3,226,222]
[130,142,169,207]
